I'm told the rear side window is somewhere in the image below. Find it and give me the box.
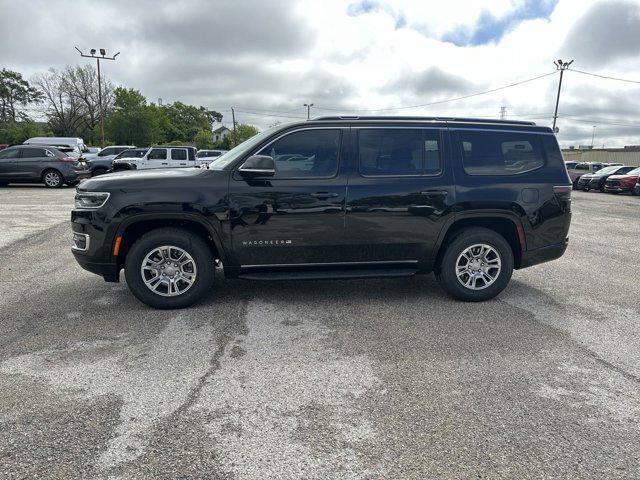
[457,130,546,175]
[171,149,187,160]
[358,128,442,176]
[0,148,20,159]
[20,148,46,158]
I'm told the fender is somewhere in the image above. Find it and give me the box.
[114,212,229,264]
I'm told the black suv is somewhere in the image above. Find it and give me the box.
[71,117,571,309]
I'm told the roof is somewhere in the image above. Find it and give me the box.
[212,125,231,133]
[312,116,537,126]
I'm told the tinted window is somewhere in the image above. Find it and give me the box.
[99,147,113,157]
[575,163,589,171]
[147,149,167,160]
[257,129,341,178]
[171,149,187,161]
[0,148,20,159]
[458,131,545,175]
[20,148,46,158]
[619,166,635,174]
[358,129,441,176]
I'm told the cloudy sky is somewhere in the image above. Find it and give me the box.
[2,0,640,147]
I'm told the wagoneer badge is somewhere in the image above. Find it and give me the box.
[242,240,292,246]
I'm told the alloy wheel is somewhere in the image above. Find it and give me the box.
[140,245,197,297]
[455,243,502,290]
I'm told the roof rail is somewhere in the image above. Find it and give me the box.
[312,116,536,126]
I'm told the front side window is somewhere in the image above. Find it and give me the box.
[257,129,341,178]
[147,148,167,160]
[171,149,187,161]
[0,148,20,159]
[457,131,546,175]
[358,128,441,176]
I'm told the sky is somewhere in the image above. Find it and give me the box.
[1,0,640,147]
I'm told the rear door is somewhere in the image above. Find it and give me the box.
[16,147,50,180]
[169,148,189,168]
[344,126,455,264]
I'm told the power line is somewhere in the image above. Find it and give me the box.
[570,69,640,85]
[314,71,558,113]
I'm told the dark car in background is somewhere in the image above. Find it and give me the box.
[577,165,637,192]
[604,167,640,194]
[0,144,90,187]
[87,145,136,176]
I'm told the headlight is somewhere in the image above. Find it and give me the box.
[75,191,110,209]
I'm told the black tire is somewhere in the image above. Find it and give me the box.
[92,168,108,177]
[436,227,514,302]
[124,228,215,309]
[42,169,63,188]
[572,178,580,189]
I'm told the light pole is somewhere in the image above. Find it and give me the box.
[304,103,314,120]
[552,58,573,133]
[75,47,120,147]
[591,125,596,148]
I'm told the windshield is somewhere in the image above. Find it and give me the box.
[594,166,620,175]
[627,167,640,175]
[208,125,282,170]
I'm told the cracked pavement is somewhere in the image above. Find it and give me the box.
[0,186,639,479]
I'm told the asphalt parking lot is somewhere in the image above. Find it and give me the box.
[0,186,639,479]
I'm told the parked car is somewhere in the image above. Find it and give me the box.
[566,162,605,188]
[604,167,640,194]
[0,144,90,188]
[196,149,228,162]
[111,146,197,171]
[24,137,90,158]
[87,145,136,176]
[86,147,101,155]
[71,116,571,309]
[0,144,9,150]
[577,165,637,192]
[634,176,640,196]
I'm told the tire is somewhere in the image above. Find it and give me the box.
[583,187,590,192]
[92,168,108,177]
[436,227,514,302]
[42,169,63,188]
[124,228,215,309]
[572,178,580,189]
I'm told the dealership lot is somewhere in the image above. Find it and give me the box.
[0,187,639,479]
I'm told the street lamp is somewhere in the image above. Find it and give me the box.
[304,103,314,120]
[591,125,597,148]
[552,58,574,132]
[75,46,120,147]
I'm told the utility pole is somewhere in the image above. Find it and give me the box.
[75,47,120,147]
[231,107,237,147]
[304,103,314,120]
[500,106,506,120]
[552,58,573,133]
[591,125,596,148]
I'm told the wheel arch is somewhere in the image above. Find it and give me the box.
[433,213,525,271]
[114,213,226,268]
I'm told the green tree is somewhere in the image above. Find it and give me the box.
[0,69,42,123]
[194,129,214,149]
[106,88,160,146]
[160,102,220,143]
[0,119,45,144]
[232,123,259,146]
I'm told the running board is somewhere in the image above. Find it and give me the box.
[238,268,419,281]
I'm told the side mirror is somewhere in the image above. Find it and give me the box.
[239,155,275,178]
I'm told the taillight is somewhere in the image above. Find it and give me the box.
[60,156,76,163]
[553,185,572,194]
[553,185,571,212]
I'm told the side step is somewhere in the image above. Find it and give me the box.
[238,268,419,281]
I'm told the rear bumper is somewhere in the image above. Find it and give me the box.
[519,238,568,269]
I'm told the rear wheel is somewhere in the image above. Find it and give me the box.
[436,227,514,302]
[42,169,63,188]
[124,228,215,309]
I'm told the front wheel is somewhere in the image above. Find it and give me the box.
[436,227,514,302]
[124,228,215,309]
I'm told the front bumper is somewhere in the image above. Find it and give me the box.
[71,211,120,282]
[604,184,632,193]
[71,252,120,282]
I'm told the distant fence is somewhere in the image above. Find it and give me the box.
[562,149,640,167]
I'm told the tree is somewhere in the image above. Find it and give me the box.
[160,102,221,143]
[0,119,46,144]
[0,69,42,123]
[194,129,214,149]
[106,88,160,146]
[234,123,259,146]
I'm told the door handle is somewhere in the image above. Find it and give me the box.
[161,162,168,165]
[310,192,339,199]
[420,190,448,197]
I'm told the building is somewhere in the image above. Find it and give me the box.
[562,146,640,167]
[212,124,232,142]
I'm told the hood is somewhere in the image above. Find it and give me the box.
[78,167,226,191]
[608,173,639,181]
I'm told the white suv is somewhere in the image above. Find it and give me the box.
[112,146,198,171]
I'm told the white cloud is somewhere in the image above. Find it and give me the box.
[1,0,640,146]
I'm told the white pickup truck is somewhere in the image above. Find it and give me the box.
[112,146,200,171]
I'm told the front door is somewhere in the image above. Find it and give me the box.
[228,127,348,266]
[0,147,20,180]
[143,148,170,169]
[344,126,455,264]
